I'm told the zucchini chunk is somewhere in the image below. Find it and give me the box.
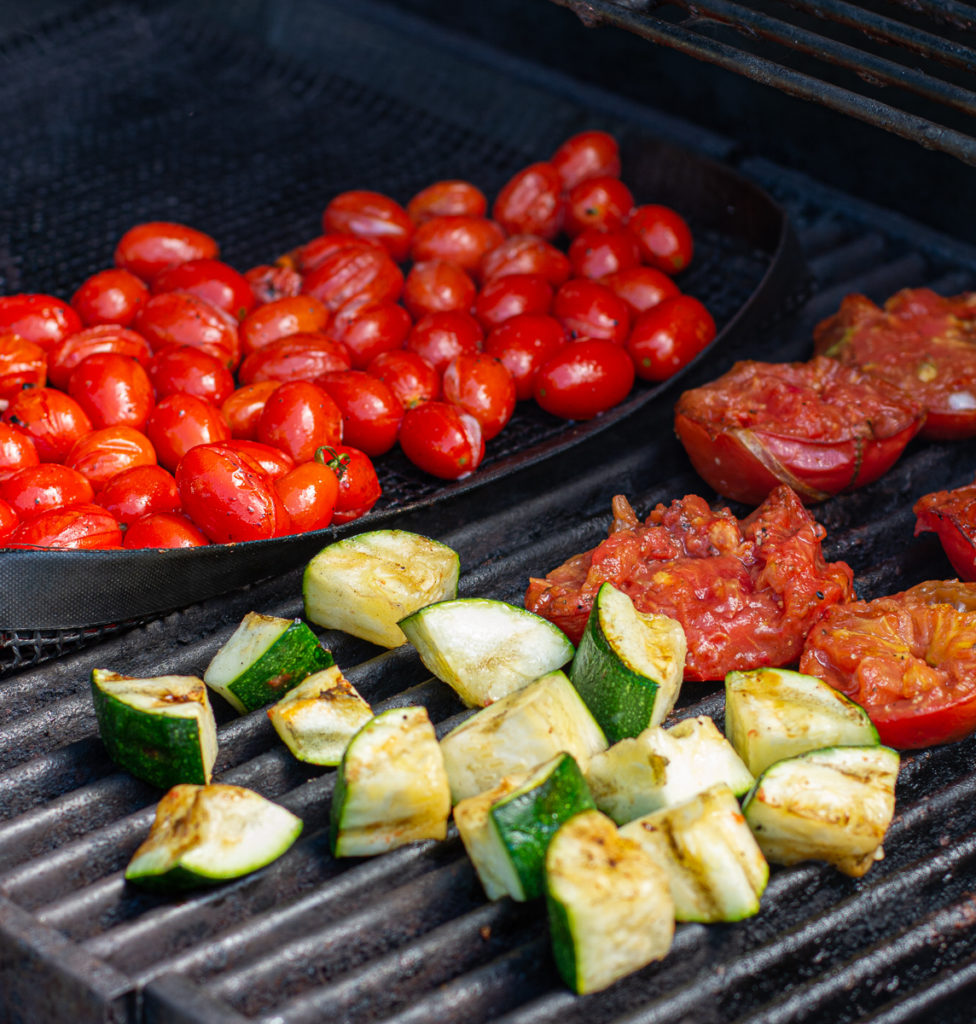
[303,530,460,648]
[91,670,218,789]
[569,583,685,742]
[330,705,452,857]
[399,597,575,707]
[742,745,900,878]
[620,784,768,922]
[440,670,607,804]
[125,783,303,889]
[204,612,333,714]
[545,809,675,994]
[267,664,373,766]
[725,667,879,776]
[585,715,754,825]
[454,753,595,901]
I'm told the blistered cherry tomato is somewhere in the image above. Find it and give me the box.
[603,265,682,315]
[317,444,381,523]
[442,354,516,440]
[563,175,634,237]
[237,333,351,385]
[274,460,340,534]
[366,349,441,409]
[66,425,157,490]
[124,511,209,549]
[0,423,39,480]
[0,463,94,519]
[550,130,621,190]
[148,345,235,405]
[2,387,93,462]
[70,268,149,327]
[134,292,240,368]
[407,180,488,224]
[221,439,294,480]
[318,369,404,456]
[479,234,571,288]
[627,204,694,275]
[257,381,343,463]
[398,401,485,480]
[568,228,641,280]
[627,294,716,381]
[533,338,635,420]
[483,313,570,401]
[0,294,82,352]
[239,294,330,357]
[410,216,506,276]
[145,393,230,472]
[47,324,154,391]
[0,497,18,540]
[68,352,155,431]
[114,221,219,283]
[473,273,553,331]
[5,502,122,549]
[553,278,631,345]
[492,161,564,240]
[406,310,483,375]
[96,464,182,526]
[402,259,476,318]
[302,245,404,313]
[322,190,414,263]
[220,381,281,440]
[0,334,47,404]
[328,301,412,369]
[289,234,384,274]
[245,263,304,304]
[152,258,256,319]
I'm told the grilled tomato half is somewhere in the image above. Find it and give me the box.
[914,477,976,582]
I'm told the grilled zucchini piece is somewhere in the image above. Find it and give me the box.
[545,809,675,994]
[621,784,768,922]
[454,753,595,901]
[91,670,218,789]
[725,667,879,776]
[204,612,333,714]
[569,582,685,742]
[742,745,899,878]
[330,705,451,857]
[267,664,373,765]
[303,530,460,648]
[125,783,302,889]
[440,670,607,804]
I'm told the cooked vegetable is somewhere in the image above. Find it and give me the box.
[303,529,460,648]
[569,582,685,742]
[913,476,976,582]
[330,705,451,857]
[91,670,218,789]
[267,664,373,765]
[545,809,674,994]
[125,783,303,889]
[203,611,333,714]
[620,784,768,922]
[454,753,595,901]
[742,745,899,878]
[399,597,574,707]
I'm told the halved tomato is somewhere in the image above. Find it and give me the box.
[914,478,976,582]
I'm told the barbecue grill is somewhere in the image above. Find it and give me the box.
[2,1,976,1022]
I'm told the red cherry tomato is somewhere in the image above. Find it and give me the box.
[148,345,235,405]
[5,502,122,549]
[563,176,635,237]
[47,324,154,391]
[0,497,18,540]
[133,292,240,368]
[322,190,414,264]
[627,294,716,381]
[406,310,483,376]
[176,442,290,543]
[473,273,553,331]
[114,221,219,283]
[327,301,412,370]
[492,161,564,240]
[96,464,182,526]
[245,263,304,304]
[568,228,641,280]
[151,258,256,319]
[317,444,381,523]
[366,349,441,409]
[533,338,635,420]
[603,265,682,316]
[402,259,476,319]
[66,425,157,490]
[2,387,93,462]
[627,204,694,275]
[0,423,39,480]
[398,401,485,480]
[479,234,571,288]
[145,393,230,472]
[0,294,82,352]
[123,511,210,549]
[236,333,351,386]
[68,352,155,431]
[289,234,385,275]
[239,294,330,357]
[256,380,343,463]
[550,130,622,190]
[553,278,631,345]
[220,381,280,440]
[0,463,94,518]
[0,333,47,404]
[221,439,294,480]
[318,369,404,456]
[274,460,340,534]
[70,268,149,327]
[410,216,506,276]
[914,480,976,582]
[302,243,404,314]
[483,313,570,401]
[442,354,516,441]
[407,180,488,224]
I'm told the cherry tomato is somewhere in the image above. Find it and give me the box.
[47,324,154,391]
[479,234,571,287]
[0,463,94,519]
[239,294,331,357]
[151,258,256,319]
[274,460,340,534]
[473,273,553,331]
[4,502,122,549]
[627,294,716,381]
[245,263,304,304]
[563,175,635,237]
[2,387,93,462]
[220,381,280,440]
[70,268,149,327]
[366,349,441,409]
[134,291,240,368]
[96,464,182,526]
[603,265,682,316]
[483,313,569,401]
[236,333,351,385]
[318,369,404,456]
[406,310,483,375]
[148,345,235,405]
[0,423,39,480]
[914,479,976,582]
[568,228,641,280]
[256,380,343,463]
[398,401,485,480]
[409,216,506,276]
[442,354,516,440]
[492,161,564,240]
[0,294,82,352]
[289,234,385,274]
[68,352,155,431]
[66,425,157,490]
[145,393,230,473]
[114,221,219,283]
[317,444,381,523]
[550,130,622,190]
[0,497,18,541]
[401,259,476,318]
[176,442,290,543]
[627,204,694,275]
[221,439,294,480]
[123,511,210,549]
[533,338,635,420]
[552,278,631,345]
[322,190,414,263]
[328,301,412,369]
[407,180,488,224]
[302,245,403,313]
[0,333,47,404]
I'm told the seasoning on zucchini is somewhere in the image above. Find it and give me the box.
[725,666,879,777]
[91,670,218,789]
[440,669,607,804]
[303,529,461,648]
[267,664,373,766]
[585,715,754,825]
[204,611,333,714]
[742,745,900,878]
[454,753,595,902]
[620,784,768,922]
[330,705,452,858]
[569,582,685,742]
[125,783,303,889]
[545,809,675,995]
[398,597,575,707]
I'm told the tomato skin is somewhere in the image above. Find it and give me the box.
[473,273,553,331]
[5,502,123,550]
[256,380,343,463]
[0,463,94,519]
[47,324,154,391]
[410,216,506,276]
[483,313,569,401]
[245,263,304,304]
[71,268,150,327]
[152,258,256,319]
[533,338,635,420]
[148,345,235,405]
[492,161,564,240]
[318,370,404,456]
[274,460,339,533]
[220,381,280,440]
[0,497,18,540]
[407,180,488,224]
[401,259,476,319]
[0,294,82,352]
[328,301,412,369]
[550,130,621,190]
[442,354,516,440]
[67,352,155,431]
[479,234,571,288]
[145,393,231,473]
[0,333,47,404]
[302,244,404,314]
[65,425,157,490]
[406,310,483,375]
[134,292,240,368]
[563,175,634,237]
[366,349,441,409]
[914,480,976,582]
[398,401,485,480]
[2,387,93,463]
[322,190,414,264]
[0,423,39,480]
[239,295,331,357]
[123,511,210,549]
[552,278,631,346]
[114,221,219,283]
[627,204,694,275]
[603,265,682,316]
[627,294,716,381]
[568,228,641,280]
[236,333,351,386]
[96,463,182,526]
[221,439,294,480]
[317,444,381,523]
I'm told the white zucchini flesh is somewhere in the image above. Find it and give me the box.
[398,598,575,708]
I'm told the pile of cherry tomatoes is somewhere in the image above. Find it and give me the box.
[0,129,716,550]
